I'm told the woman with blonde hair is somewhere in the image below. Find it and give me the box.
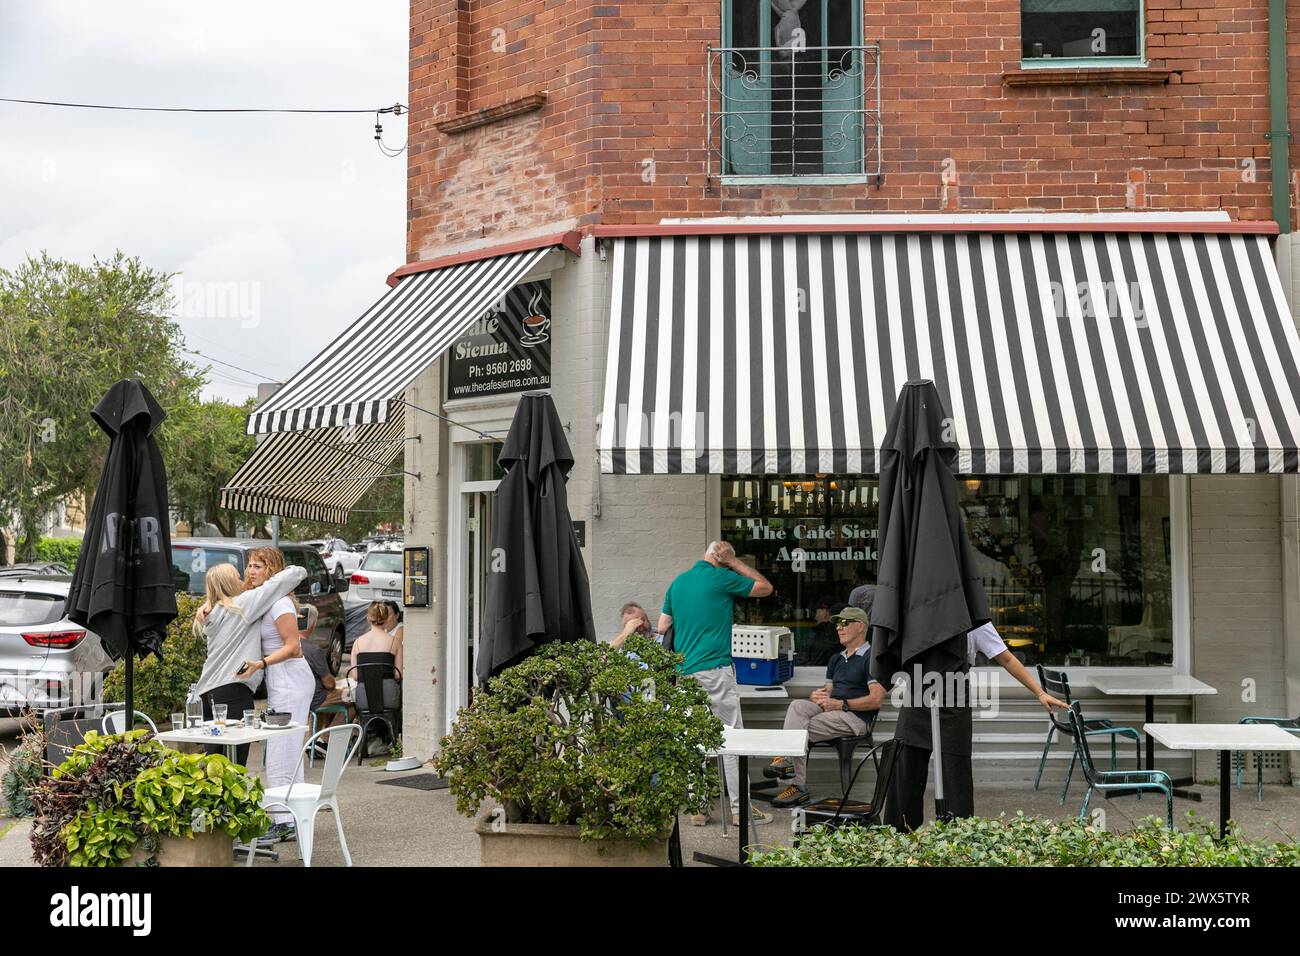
[193,560,306,767]
[237,547,316,842]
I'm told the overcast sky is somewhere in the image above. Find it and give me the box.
[0,1,407,403]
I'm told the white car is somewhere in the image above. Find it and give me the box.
[349,549,404,604]
[0,572,115,715]
[305,538,363,583]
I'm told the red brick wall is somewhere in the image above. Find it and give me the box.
[409,0,1296,259]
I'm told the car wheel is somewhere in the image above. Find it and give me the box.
[328,629,344,676]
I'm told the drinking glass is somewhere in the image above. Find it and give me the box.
[213,704,228,724]
[244,709,259,729]
[171,712,185,731]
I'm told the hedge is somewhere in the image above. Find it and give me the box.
[748,813,1300,867]
[34,537,83,571]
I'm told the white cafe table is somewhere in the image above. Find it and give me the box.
[1144,723,1300,839]
[695,727,807,867]
[156,721,306,762]
[1088,673,1217,800]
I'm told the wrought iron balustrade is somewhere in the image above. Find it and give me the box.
[707,43,881,182]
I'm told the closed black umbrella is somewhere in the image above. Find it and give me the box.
[869,380,989,827]
[66,380,177,724]
[476,392,595,683]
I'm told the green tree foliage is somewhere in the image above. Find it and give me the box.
[279,471,405,543]
[159,393,265,537]
[0,252,201,559]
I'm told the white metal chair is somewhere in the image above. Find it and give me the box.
[249,723,362,867]
[101,710,158,734]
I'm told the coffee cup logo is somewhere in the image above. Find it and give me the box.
[520,288,549,347]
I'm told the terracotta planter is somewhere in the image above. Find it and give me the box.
[474,809,669,867]
[124,830,234,867]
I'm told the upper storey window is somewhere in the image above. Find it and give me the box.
[710,1,880,184]
[1021,0,1145,67]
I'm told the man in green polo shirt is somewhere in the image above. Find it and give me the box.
[658,540,773,826]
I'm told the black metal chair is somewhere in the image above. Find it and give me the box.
[792,737,901,843]
[808,710,880,798]
[1034,665,1140,803]
[347,662,402,766]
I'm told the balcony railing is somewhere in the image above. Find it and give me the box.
[707,44,881,183]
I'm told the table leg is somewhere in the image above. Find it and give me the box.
[1219,750,1230,840]
[1114,695,1202,803]
[230,740,278,863]
[738,755,750,865]
[1145,696,1154,770]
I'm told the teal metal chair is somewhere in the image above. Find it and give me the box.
[309,704,352,767]
[1034,666,1141,803]
[1233,713,1300,802]
[1068,702,1173,829]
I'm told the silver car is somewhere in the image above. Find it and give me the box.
[0,573,115,716]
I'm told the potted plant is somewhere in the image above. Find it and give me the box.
[433,637,724,866]
[29,730,270,867]
[128,749,272,866]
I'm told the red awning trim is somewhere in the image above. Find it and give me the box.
[592,220,1279,239]
[386,230,582,286]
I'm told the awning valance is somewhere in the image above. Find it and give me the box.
[221,417,406,524]
[598,231,1300,474]
[247,245,553,435]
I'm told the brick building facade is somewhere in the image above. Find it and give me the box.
[234,3,1300,789]
[408,0,1299,258]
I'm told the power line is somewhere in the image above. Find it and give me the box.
[183,348,281,384]
[0,97,405,115]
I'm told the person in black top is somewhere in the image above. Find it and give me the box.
[765,606,885,807]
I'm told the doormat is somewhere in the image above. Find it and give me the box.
[375,774,449,791]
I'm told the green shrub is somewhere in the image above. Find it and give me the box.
[132,750,270,843]
[1,738,43,817]
[34,537,84,571]
[748,813,1300,867]
[31,729,269,867]
[31,730,167,867]
[434,637,724,847]
[103,594,204,723]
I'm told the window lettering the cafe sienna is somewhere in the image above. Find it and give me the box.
[721,475,1172,670]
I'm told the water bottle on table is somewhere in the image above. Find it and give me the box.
[185,683,204,730]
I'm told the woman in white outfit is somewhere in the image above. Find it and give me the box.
[237,547,315,843]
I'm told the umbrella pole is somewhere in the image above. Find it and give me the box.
[931,700,945,819]
[125,653,134,731]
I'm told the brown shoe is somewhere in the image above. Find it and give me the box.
[771,784,810,808]
[690,813,710,827]
[763,757,794,780]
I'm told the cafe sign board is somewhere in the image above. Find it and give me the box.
[446,279,552,400]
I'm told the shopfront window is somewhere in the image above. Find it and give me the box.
[720,474,1173,669]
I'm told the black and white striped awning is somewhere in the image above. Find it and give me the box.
[598,232,1300,474]
[221,417,406,524]
[247,246,552,435]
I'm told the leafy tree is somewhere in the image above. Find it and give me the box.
[158,394,266,537]
[0,252,201,559]
[279,471,405,543]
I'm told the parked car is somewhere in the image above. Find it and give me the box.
[0,573,114,716]
[349,549,404,605]
[303,537,362,584]
[0,561,73,578]
[168,538,348,674]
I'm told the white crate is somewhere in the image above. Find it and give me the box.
[731,625,794,661]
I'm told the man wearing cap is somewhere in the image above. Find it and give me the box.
[765,605,885,807]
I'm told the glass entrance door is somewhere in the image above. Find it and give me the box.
[461,490,494,706]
